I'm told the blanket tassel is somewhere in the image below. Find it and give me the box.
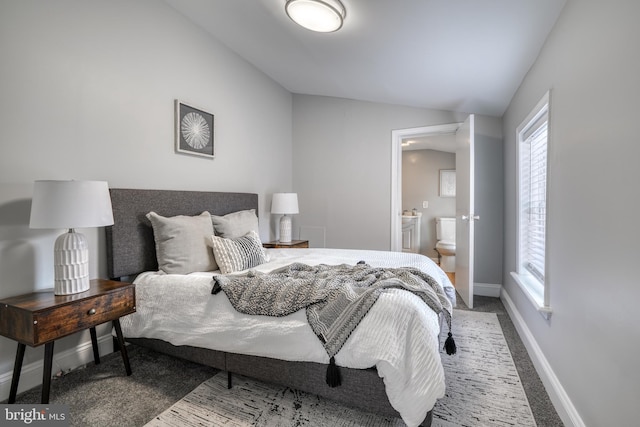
[444,332,457,355]
[211,279,222,295]
[326,357,342,387]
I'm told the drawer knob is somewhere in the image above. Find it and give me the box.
[88,308,97,315]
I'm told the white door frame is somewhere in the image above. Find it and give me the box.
[390,123,461,251]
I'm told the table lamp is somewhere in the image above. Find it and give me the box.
[29,180,114,295]
[271,193,299,243]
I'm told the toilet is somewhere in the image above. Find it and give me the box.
[435,217,456,272]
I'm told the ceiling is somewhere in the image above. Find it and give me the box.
[165,0,566,117]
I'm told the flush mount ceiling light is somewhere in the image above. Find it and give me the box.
[285,0,346,33]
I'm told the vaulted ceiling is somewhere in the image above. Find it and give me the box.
[165,0,566,117]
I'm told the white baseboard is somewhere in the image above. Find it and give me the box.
[501,289,585,427]
[474,282,501,297]
[0,334,114,402]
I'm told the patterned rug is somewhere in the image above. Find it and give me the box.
[146,310,536,427]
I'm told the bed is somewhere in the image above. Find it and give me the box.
[105,188,456,427]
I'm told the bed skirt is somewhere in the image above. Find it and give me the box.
[123,337,433,427]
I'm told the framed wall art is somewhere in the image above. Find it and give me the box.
[175,100,214,158]
[439,169,456,197]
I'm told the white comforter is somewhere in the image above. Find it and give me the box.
[120,248,456,427]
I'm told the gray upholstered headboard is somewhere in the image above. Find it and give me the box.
[106,188,259,279]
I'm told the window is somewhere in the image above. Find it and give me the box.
[512,91,552,319]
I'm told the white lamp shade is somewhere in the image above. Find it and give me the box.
[30,180,114,229]
[271,193,299,215]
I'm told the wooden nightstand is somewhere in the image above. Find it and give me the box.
[263,240,309,249]
[0,279,136,403]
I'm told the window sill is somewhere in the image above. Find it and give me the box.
[510,271,553,320]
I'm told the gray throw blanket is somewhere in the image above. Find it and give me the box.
[212,263,453,364]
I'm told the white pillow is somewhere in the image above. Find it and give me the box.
[146,211,217,274]
[211,209,259,239]
[209,230,267,274]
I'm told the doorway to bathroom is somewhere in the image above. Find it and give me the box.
[391,115,476,308]
[402,139,456,261]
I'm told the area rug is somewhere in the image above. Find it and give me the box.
[145,310,536,427]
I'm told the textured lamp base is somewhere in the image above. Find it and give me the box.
[279,215,292,243]
[53,230,90,295]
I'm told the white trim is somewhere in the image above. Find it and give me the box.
[510,271,553,320]
[473,282,502,298]
[501,289,585,427]
[390,128,403,251]
[515,91,550,156]
[0,333,114,401]
[390,123,462,251]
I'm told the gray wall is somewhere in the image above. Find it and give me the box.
[474,117,504,285]
[0,0,292,399]
[292,94,467,249]
[402,149,456,259]
[502,0,640,425]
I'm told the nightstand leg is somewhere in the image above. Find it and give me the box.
[112,319,132,376]
[89,327,101,364]
[8,343,26,403]
[42,342,54,404]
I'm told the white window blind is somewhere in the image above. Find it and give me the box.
[519,104,548,285]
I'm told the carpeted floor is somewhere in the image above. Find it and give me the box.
[6,344,218,426]
[457,295,563,427]
[5,296,563,427]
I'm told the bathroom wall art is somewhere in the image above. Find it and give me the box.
[440,169,456,197]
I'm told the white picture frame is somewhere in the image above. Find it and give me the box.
[440,169,456,197]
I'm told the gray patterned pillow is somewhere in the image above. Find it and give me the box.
[209,230,267,274]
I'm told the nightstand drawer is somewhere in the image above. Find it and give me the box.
[34,287,135,344]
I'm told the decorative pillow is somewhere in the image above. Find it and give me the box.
[211,209,259,239]
[209,230,267,274]
[146,211,218,274]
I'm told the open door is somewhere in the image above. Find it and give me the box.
[455,115,476,308]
